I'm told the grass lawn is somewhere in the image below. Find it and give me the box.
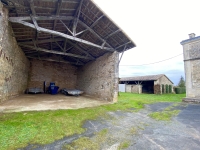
[0,93,185,150]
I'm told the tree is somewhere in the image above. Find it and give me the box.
[178,76,185,87]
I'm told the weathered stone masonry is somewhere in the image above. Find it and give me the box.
[77,52,119,102]
[28,59,77,90]
[0,3,29,102]
[0,3,120,103]
[181,33,200,98]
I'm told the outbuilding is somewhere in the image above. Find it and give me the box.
[0,0,136,103]
[119,74,174,94]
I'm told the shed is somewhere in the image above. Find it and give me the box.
[119,74,174,94]
[0,0,136,103]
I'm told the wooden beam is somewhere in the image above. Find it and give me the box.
[18,44,93,60]
[72,0,83,36]
[105,29,121,40]
[66,40,95,59]
[77,20,114,50]
[30,15,40,32]
[18,38,95,59]
[26,56,84,65]
[118,45,127,66]
[29,0,36,16]
[59,20,73,35]
[90,15,104,28]
[115,41,131,50]
[9,18,114,51]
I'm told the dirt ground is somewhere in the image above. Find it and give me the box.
[19,102,200,150]
[0,94,111,112]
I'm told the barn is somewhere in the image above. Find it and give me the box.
[0,0,136,104]
[119,74,174,94]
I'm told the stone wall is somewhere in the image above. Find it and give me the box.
[125,85,142,94]
[181,37,200,98]
[154,75,174,93]
[154,76,173,85]
[0,4,30,102]
[28,59,77,91]
[77,52,119,102]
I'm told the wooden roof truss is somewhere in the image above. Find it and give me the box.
[2,0,136,66]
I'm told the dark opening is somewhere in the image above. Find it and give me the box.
[142,81,154,94]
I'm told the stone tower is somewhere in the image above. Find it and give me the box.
[180,33,200,102]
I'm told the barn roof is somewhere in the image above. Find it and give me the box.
[120,74,174,84]
[1,0,136,66]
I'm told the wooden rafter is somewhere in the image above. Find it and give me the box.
[9,17,114,51]
[72,0,83,36]
[18,44,93,60]
[27,56,84,65]
[9,16,115,50]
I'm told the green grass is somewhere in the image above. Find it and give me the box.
[118,141,130,150]
[149,103,181,121]
[63,129,108,150]
[0,93,185,150]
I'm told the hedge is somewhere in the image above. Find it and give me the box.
[174,87,186,94]
[169,85,172,93]
[165,84,169,93]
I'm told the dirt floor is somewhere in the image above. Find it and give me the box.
[20,102,200,150]
[0,94,111,112]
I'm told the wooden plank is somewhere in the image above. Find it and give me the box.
[18,44,93,60]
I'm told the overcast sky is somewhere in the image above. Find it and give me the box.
[93,0,200,85]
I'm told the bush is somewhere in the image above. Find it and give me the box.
[169,85,172,93]
[174,87,186,94]
[165,84,169,93]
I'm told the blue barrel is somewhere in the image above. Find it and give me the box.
[50,82,55,94]
[51,86,59,95]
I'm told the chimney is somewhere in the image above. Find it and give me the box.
[189,33,195,39]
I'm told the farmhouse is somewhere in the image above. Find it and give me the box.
[119,74,174,94]
[181,33,200,102]
[0,0,136,103]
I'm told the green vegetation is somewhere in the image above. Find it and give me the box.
[174,87,186,94]
[178,76,185,87]
[165,84,169,93]
[118,141,130,150]
[169,85,172,93]
[149,103,181,121]
[0,93,185,150]
[63,129,108,150]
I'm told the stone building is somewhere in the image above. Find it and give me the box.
[0,0,136,103]
[119,74,174,94]
[181,33,200,102]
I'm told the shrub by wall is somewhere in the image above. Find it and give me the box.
[174,87,186,94]
[169,85,172,93]
[165,84,169,93]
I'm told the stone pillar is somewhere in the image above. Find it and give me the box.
[180,33,200,100]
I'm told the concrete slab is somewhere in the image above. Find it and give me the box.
[183,97,200,103]
[0,94,111,113]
